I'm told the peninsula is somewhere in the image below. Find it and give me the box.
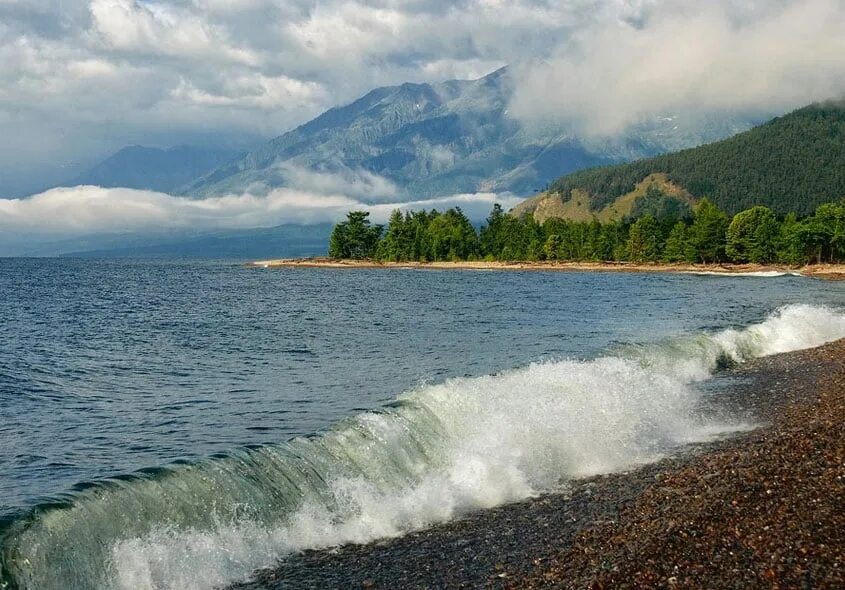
[249,257,845,280]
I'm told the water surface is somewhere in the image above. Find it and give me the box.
[0,259,842,589]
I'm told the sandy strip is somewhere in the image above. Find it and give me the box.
[248,258,845,280]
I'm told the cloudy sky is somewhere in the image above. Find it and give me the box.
[1,0,844,241]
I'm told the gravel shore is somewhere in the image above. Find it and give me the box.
[232,341,844,589]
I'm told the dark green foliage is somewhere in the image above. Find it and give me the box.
[663,221,691,263]
[480,206,543,261]
[548,103,845,216]
[775,213,806,265]
[328,211,383,259]
[479,204,506,257]
[375,209,415,261]
[801,201,845,263]
[627,215,662,262]
[543,234,563,261]
[725,206,779,263]
[628,185,692,223]
[329,199,845,265]
[687,198,729,263]
[372,207,478,262]
[424,208,479,261]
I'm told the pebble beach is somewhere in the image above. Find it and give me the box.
[232,340,845,589]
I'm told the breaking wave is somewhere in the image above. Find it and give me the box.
[1,304,843,590]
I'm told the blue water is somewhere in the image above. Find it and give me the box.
[0,259,842,589]
[0,259,841,513]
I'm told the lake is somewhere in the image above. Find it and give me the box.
[0,258,842,589]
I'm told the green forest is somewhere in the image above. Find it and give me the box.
[547,102,845,216]
[328,198,845,265]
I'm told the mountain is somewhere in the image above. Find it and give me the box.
[70,145,242,193]
[514,101,845,222]
[181,67,757,199]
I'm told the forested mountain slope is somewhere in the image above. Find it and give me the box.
[518,102,845,221]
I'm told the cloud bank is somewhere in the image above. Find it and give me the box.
[509,0,845,135]
[0,184,520,236]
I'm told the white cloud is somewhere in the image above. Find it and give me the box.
[89,0,259,65]
[274,164,400,202]
[286,3,406,61]
[367,191,521,222]
[0,186,355,232]
[169,74,327,111]
[0,184,519,236]
[509,0,845,135]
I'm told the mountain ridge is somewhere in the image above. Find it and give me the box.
[179,67,759,200]
[70,145,243,193]
[514,101,845,222]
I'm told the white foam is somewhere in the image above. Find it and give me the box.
[688,270,802,277]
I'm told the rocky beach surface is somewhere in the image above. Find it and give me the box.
[232,340,844,589]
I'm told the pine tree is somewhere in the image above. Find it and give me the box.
[663,221,690,262]
[627,215,662,262]
[327,211,382,259]
[725,206,779,263]
[687,198,729,263]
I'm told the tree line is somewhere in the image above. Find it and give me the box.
[328,198,845,265]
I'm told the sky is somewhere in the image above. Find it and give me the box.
[1,0,844,241]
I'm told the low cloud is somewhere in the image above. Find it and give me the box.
[509,0,845,135]
[0,184,519,238]
[273,164,400,202]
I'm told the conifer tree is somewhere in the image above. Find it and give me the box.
[725,206,779,263]
[663,221,690,262]
[687,198,729,263]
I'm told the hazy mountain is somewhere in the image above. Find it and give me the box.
[69,145,242,193]
[63,224,332,259]
[1,224,331,258]
[514,101,845,222]
[182,67,759,200]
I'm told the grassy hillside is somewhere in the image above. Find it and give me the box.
[538,102,845,218]
[511,173,695,222]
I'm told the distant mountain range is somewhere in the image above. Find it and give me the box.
[513,101,845,222]
[179,67,759,199]
[1,224,331,258]
[54,68,762,204]
[68,145,243,193]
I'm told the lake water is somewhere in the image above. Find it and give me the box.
[0,259,843,589]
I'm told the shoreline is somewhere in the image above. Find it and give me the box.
[248,257,845,280]
[232,340,845,589]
